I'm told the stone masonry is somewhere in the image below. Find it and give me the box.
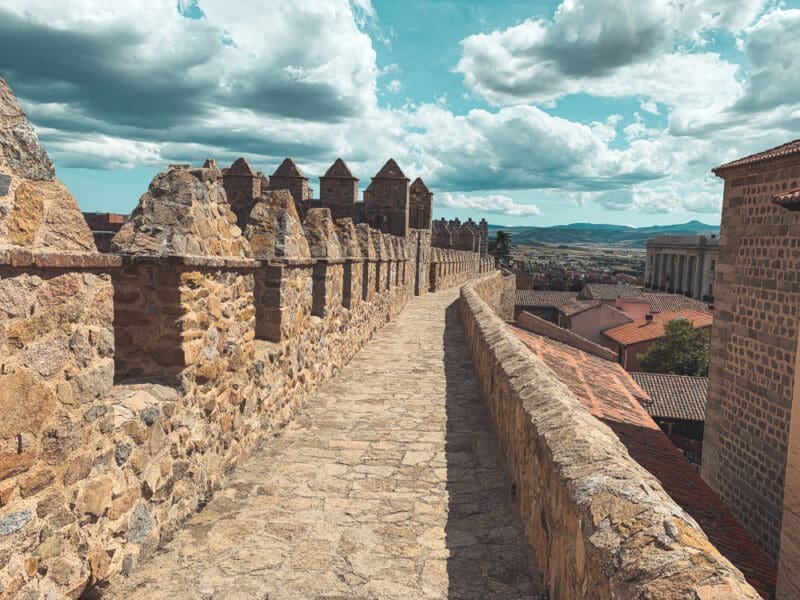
[705,140,800,598]
[105,288,544,599]
[0,76,492,597]
[0,75,765,599]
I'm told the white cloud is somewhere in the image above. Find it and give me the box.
[386,79,402,93]
[437,192,541,217]
[0,0,795,223]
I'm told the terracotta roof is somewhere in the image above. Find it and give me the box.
[373,158,407,179]
[272,158,307,179]
[772,188,800,209]
[509,325,651,422]
[643,293,710,314]
[603,310,712,347]
[581,283,645,301]
[713,139,800,174]
[510,325,776,598]
[630,372,707,421]
[559,298,603,317]
[515,290,578,307]
[322,158,356,179]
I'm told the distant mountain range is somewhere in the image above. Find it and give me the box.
[486,220,720,248]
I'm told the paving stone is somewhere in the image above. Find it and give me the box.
[105,289,543,598]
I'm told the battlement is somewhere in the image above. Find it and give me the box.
[0,76,495,595]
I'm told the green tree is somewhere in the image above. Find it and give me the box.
[488,230,512,263]
[637,318,710,376]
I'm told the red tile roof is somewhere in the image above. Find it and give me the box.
[581,283,645,301]
[713,139,800,174]
[558,298,603,317]
[643,293,710,314]
[603,310,712,347]
[515,290,578,307]
[509,325,776,598]
[630,372,707,421]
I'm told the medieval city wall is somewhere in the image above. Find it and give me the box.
[428,247,494,292]
[0,155,424,597]
[460,271,760,599]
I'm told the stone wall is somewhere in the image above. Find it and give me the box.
[703,155,800,563]
[459,271,760,599]
[0,157,422,597]
[516,311,617,361]
[428,247,493,292]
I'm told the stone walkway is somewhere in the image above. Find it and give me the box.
[104,289,543,599]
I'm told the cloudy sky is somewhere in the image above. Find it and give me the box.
[1,0,799,226]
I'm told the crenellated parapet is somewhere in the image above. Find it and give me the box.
[0,80,425,595]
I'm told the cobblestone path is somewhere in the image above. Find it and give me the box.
[105,289,543,599]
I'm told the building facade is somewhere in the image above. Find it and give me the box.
[644,235,719,301]
[702,139,800,598]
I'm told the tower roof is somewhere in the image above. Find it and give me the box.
[373,159,407,180]
[323,158,357,180]
[227,157,257,177]
[713,138,800,175]
[272,158,307,179]
[410,177,430,192]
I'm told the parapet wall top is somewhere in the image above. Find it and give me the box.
[244,189,310,259]
[0,76,96,253]
[111,162,252,258]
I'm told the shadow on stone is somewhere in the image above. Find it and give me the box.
[442,300,544,599]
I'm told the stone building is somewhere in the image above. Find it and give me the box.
[644,235,719,301]
[431,217,485,253]
[479,218,489,256]
[409,177,432,230]
[362,159,410,236]
[270,158,312,206]
[319,158,360,220]
[703,139,800,598]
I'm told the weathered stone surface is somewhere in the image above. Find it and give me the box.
[0,508,31,537]
[0,369,55,439]
[106,289,543,598]
[355,223,376,259]
[460,272,762,599]
[110,165,251,258]
[128,503,154,543]
[0,173,10,196]
[19,336,68,378]
[78,476,114,517]
[19,470,54,498]
[0,78,54,181]
[243,189,310,259]
[334,218,361,258]
[0,79,98,253]
[303,208,342,259]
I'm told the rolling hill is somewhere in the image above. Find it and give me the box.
[486,220,719,248]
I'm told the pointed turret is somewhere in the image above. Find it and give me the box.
[223,157,262,229]
[409,177,433,229]
[320,158,359,211]
[363,159,410,236]
[373,158,407,180]
[478,218,489,256]
[323,158,356,179]
[270,157,311,204]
